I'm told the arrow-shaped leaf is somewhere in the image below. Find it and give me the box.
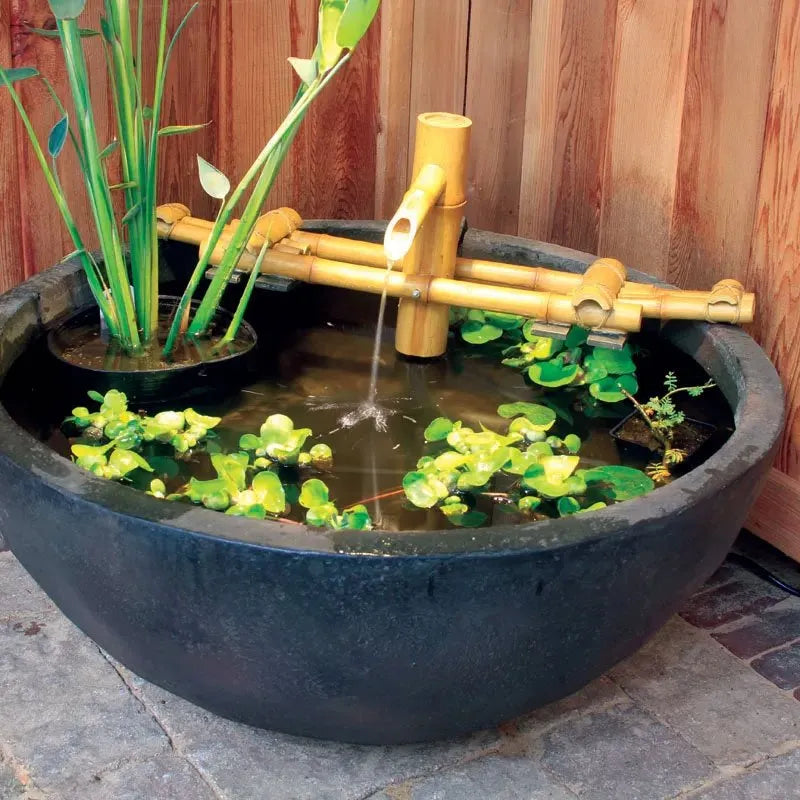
[197,155,230,199]
[158,122,210,137]
[48,114,69,158]
[0,67,39,85]
[48,0,87,20]
[27,25,98,38]
[99,140,119,159]
[287,56,317,85]
[316,0,346,71]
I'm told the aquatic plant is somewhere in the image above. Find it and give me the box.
[451,312,639,415]
[64,391,372,529]
[403,404,654,527]
[1,0,380,358]
[620,372,715,481]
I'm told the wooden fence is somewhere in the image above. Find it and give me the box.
[2,0,799,557]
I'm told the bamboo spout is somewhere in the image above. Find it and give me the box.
[384,163,446,262]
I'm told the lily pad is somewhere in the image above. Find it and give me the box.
[589,373,638,403]
[583,465,654,501]
[424,417,454,442]
[497,402,556,431]
[528,360,580,388]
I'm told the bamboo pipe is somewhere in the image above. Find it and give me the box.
[200,243,644,332]
[158,210,755,326]
[394,112,473,357]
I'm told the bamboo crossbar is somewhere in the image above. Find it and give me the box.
[156,210,755,327]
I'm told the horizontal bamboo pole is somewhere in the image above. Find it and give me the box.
[156,207,755,326]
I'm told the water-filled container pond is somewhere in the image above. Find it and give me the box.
[0,225,782,743]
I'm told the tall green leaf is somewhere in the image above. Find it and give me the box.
[316,0,347,71]
[158,122,209,137]
[0,67,38,84]
[336,0,381,48]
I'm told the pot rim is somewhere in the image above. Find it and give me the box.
[46,294,257,377]
[0,224,785,558]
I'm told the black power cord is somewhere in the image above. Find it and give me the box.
[725,552,800,598]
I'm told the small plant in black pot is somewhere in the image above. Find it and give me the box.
[613,372,716,482]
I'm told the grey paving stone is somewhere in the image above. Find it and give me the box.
[712,597,800,659]
[679,573,787,629]
[751,641,800,690]
[0,552,57,622]
[372,755,577,800]
[611,617,800,766]
[59,754,219,800]
[540,703,713,800]
[0,755,25,799]
[119,667,502,800]
[0,613,169,793]
[0,531,7,552]
[690,747,800,799]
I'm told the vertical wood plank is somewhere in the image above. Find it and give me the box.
[374,0,414,219]
[11,0,113,275]
[0,0,24,290]
[667,0,779,290]
[147,0,218,220]
[214,0,297,216]
[464,0,531,234]
[290,1,381,220]
[598,0,694,277]
[406,0,469,178]
[746,0,800,478]
[518,0,617,253]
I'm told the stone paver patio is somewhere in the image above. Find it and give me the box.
[1,533,798,800]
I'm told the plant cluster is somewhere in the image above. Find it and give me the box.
[402,402,654,528]
[65,390,371,530]
[621,372,716,481]
[1,0,380,357]
[451,311,638,416]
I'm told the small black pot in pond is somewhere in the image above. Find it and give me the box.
[610,411,720,475]
[47,296,257,406]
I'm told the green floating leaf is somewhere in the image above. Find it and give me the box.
[528,360,580,388]
[565,326,589,348]
[299,478,330,509]
[589,346,636,376]
[197,154,230,199]
[589,373,638,403]
[484,311,524,331]
[251,471,286,514]
[340,504,372,530]
[583,465,654,501]
[108,448,153,476]
[424,417,453,442]
[402,471,440,509]
[557,496,581,516]
[497,402,556,431]
[336,0,381,48]
[48,0,87,21]
[447,510,488,528]
[461,320,503,344]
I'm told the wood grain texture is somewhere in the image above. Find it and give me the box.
[464,0,530,234]
[374,0,414,219]
[746,0,800,481]
[0,0,23,291]
[518,0,617,253]
[667,0,778,290]
[598,0,693,277]
[746,469,800,563]
[406,0,469,179]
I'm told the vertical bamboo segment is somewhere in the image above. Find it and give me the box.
[395,113,472,358]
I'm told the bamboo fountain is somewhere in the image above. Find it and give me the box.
[156,112,755,355]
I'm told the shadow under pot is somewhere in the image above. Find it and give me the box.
[47,296,257,407]
[610,411,723,476]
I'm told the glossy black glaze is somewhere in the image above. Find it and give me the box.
[0,224,784,744]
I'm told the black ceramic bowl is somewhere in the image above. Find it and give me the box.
[0,222,784,744]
